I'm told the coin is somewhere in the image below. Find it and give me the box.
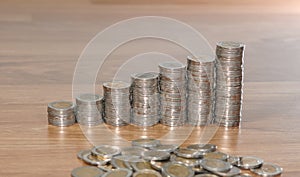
[71,166,104,177]
[194,174,219,177]
[77,149,91,160]
[159,61,187,127]
[142,150,170,161]
[121,146,147,157]
[102,168,133,177]
[162,162,194,177]
[47,100,75,127]
[187,144,217,154]
[203,151,229,161]
[98,164,114,172]
[233,174,252,177]
[151,144,178,153]
[76,93,103,126]
[91,145,121,160]
[133,169,162,177]
[200,159,232,172]
[212,166,241,176]
[82,152,109,166]
[170,154,201,167]
[174,148,202,159]
[130,159,154,171]
[132,138,161,149]
[250,162,283,176]
[110,155,134,170]
[233,156,263,169]
[150,160,169,171]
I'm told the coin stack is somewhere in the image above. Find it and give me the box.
[103,81,131,126]
[159,61,187,126]
[47,101,76,127]
[187,56,215,126]
[131,72,160,126]
[75,93,103,126]
[214,41,245,127]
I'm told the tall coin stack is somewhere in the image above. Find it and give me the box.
[214,41,245,127]
[75,93,103,126]
[131,72,160,126]
[187,56,215,126]
[103,81,131,126]
[47,101,76,127]
[159,61,187,126]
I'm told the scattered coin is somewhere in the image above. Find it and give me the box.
[150,160,169,171]
[47,100,75,127]
[133,169,162,177]
[102,168,133,177]
[162,162,194,177]
[174,148,202,159]
[91,145,121,160]
[152,144,178,153]
[187,144,217,154]
[234,156,264,169]
[203,151,229,161]
[110,155,137,170]
[212,166,241,176]
[121,146,147,157]
[82,152,109,166]
[142,150,170,161]
[130,159,154,171]
[200,159,232,172]
[132,138,161,149]
[250,162,283,176]
[194,174,219,177]
[170,154,201,167]
[77,149,91,160]
[71,166,104,177]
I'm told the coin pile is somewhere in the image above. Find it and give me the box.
[73,140,283,177]
[75,93,103,126]
[214,41,245,127]
[159,61,187,126]
[131,72,160,126]
[187,56,215,126]
[47,101,75,127]
[103,81,131,126]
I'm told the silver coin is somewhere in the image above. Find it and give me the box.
[130,159,154,171]
[82,152,109,166]
[47,101,76,127]
[232,174,252,177]
[111,155,135,170]
[71,166,104,177]
[77,149,91,160]
[200,159,232,172]
[162,162,194,177]
[142,150,170,161]
[121,146,147,157]
[170,154,201,167]
[98,164,114,172]
[102,168,132,177]
[91,145,121,160]
[133,169,162,177]
[203,151,229,161]
[174,148,202,159]
[194,174,219,177]
[233,156,263,169]
[151,144,178,153]
[212,166,241,176]
[150,160,169,171]
[250,162,283,176]
[187,144,217,154]
[132,138,161,149]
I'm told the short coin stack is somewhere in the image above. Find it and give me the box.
[131,72,160,126]
[47,101,75,127]
[187,56,215,126]
[73,140,283,177]
[159,61,187,126]
[103,81,131,126]
[214,41,245,127]
[75,93,103,126]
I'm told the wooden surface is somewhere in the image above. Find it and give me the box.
[1,0,300,176]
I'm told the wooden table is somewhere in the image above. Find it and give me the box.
[1,0,300,176]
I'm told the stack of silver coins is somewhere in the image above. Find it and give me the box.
[159,61,187,126]
[187,56,215,126]
[214,41,245,127]
[47,101,76,127]
[75,93,103,126]
[103,81,131,126]
[131,72,160,126]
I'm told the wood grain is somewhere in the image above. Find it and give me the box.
[0,0,299,176]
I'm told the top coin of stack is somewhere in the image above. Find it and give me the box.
[214,41,245,127]
[47,100,76,127]
[75,93,103,126]
[131,72,160,126]
[103,81,131,126]
[159,61,187,127]
[187,56,215,126]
